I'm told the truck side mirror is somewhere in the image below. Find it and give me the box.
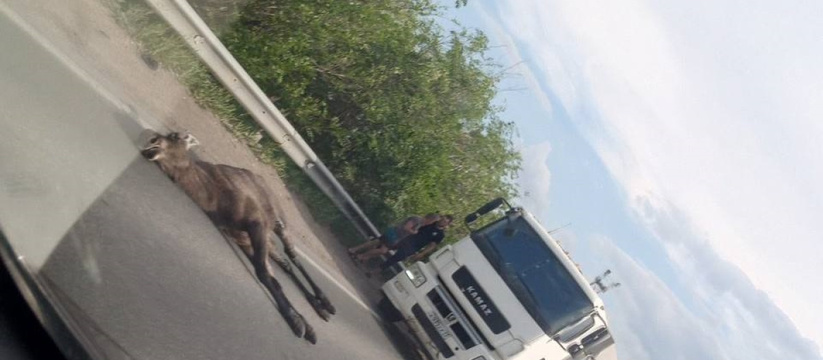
[465,198,506,224]
[464,198,512,232]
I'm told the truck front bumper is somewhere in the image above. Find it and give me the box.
[382,263,494,360]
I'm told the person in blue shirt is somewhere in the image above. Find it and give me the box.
[367,214,453,276]
[348,213,440,263]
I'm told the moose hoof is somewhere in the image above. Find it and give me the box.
[284,309,307,339]
[318,308,332,322]
[303,323,317,344]
[310,297,332,321]
[319,295,336,315]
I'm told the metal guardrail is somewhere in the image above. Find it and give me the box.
[144,0,380,239]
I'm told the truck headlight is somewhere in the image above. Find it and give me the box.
[404,262,427,287]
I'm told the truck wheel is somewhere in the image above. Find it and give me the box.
[377,295,404,322]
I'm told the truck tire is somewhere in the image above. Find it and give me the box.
[377,295,404,322]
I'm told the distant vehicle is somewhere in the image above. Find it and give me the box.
[380,198,615,360]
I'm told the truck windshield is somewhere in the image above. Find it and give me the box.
[472,214,594,335]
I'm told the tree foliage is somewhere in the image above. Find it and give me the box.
[219,0,521,234]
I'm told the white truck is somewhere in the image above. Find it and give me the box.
[380,198,615,360]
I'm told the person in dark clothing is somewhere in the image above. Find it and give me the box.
[347,215,423,262]
[347,213,441,264]
[374,214,453,274]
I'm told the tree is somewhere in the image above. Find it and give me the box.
[222,0,521,234]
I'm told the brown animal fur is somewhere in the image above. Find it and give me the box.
[140,131,335,344]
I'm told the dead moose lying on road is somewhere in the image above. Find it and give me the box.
[140,131,335,344]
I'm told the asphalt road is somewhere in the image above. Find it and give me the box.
[0,5,410,360]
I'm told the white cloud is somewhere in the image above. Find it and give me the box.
[473,3,556,116]
[592,229,820,360]
[592,235,726,360]
[515,141,552,220]
[485,0,823,356]
[636,200,820,359]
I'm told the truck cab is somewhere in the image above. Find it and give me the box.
[381,199,615,360]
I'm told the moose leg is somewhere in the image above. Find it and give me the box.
[273,221,336,317]
[223,229,254,257]
[249,222,317,344]
[268,250,332,321]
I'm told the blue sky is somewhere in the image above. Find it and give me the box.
[438,1,823,359]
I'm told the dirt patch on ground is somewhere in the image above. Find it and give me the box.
[3,0,383,304]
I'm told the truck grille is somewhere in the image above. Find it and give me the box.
[427,287,481,350]
[412,304,454,358]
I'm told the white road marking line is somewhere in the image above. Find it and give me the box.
[222,235,381,319]
[294,247,381,318]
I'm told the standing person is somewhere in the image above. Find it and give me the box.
[369,214,453,276]
[347,214,436,263]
